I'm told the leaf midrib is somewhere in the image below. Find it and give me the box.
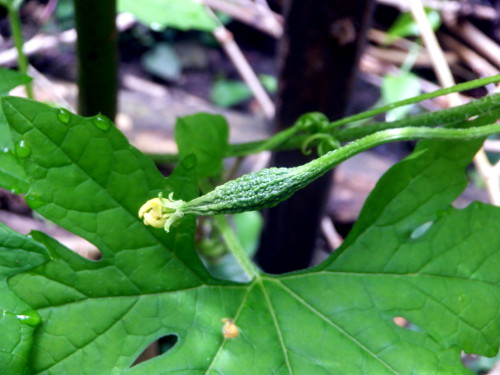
[271,278,400,375]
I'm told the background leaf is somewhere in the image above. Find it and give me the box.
[141,42,182,82]
[118,0,217,32]
[0,68,32,96]
[386,8,441,43]
[210,79,252,108]
[175,113,229,178]
[233,211,263,257]
[0,224,48,375]
[0,0,22,11]
[0,69,32,192]
[210,76,277,108]
[381,72,421,121]
[1,97,498,374]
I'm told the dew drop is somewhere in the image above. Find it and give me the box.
[25,195,45,209]
[410,221,433,240]
[14,140,31,158]
[57,108,71,124]
[92,114,112,131]
[150,21,162,31]
[181,154,197,170]
[16,309,41,327]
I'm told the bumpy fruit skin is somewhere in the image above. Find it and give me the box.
[138,122,500,232]
[184,167,314,215]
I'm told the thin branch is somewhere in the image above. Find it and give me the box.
[444,21,500,69]
[377,0,499,20]
[213,215,260,281]
[27,65,74,110]
[320,217,343,251]
[0,13,135,66]
[200,0,283,37]
[440,34,499,78]
[368,28,419,50]
[410,0,500,205]
[409,1,456,91]
[366,45,458,67]
[484,140,500,154]
[40,0,59,23]
[210,20,276,119]
[7,5,34,98]
[360,54,450,109]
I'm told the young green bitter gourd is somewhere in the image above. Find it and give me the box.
[139,124,500,232]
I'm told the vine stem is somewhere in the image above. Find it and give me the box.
[198,179,260,281]
[409,0,500,205]
[213,215,260,281]
[182,124,500,217]
[298,125,500,179]
[325,74,500,131]
[145,75,500,165]
[7,5,34,99]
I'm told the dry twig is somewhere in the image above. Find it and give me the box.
[204,6,275,119]
[440,34,499,78]
[0,13,135,66]
[444,21,500,69]
[200,0,283,37]
[321,217,343,251]
[410,0,500,205]
[378,0,499,20]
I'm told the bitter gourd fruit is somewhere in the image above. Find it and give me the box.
[139,124,500,232]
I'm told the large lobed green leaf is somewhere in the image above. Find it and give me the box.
[175,113,229,178]
[0,67,31,193]
[0,96,498,374]
[0,224,48,375]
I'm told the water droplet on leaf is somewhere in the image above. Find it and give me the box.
[25,195,45,209]
[92,114,112,131]
[181,154,197,170]
[16,310,41,327]
[57,108,71,124]
[14,140,31,158]
[410,221,433,240]
[150,22,162,31]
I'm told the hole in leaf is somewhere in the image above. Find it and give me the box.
[159,334,178,353]
[57,236,101,260]
[131,334,178,367]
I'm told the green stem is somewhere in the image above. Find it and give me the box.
[198,179,260,281]
[8,5,34,99]
[74,0,118,119]
[298,124,500,179]
[213,215,260,281]
[146,89,500,165]
[183,124,500,216]
[335,93,500,141]
[326,74,500,130]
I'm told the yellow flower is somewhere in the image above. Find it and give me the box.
[138,193,185,232]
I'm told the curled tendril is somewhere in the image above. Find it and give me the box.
[301,133,340,156]
[296,112,330,133]
[138,193,186,232]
